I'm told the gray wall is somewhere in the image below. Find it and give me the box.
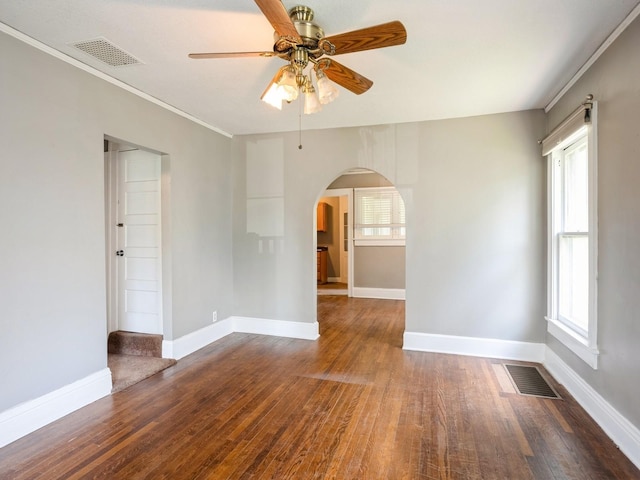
[354,247,406,289]
[233,111,547,344]
[545,14,640,428]
[0,32,233,411]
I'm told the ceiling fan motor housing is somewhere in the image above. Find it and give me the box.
[273,5,324,53]
[289,5,314,22]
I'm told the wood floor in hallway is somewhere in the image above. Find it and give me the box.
[1,296,638,479]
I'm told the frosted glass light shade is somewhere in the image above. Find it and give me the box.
[261,82,283,110]
[277,68,299,102]
[304,90,322,114]
[316,70,339,104]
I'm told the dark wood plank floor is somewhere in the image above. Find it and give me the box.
[1,297,638,479]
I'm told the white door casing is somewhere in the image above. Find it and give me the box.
[339,195,349,285]
[111,147,163,334]
[320,188,353,297]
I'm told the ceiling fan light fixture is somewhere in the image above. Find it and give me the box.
[260,66,288,109]
[261,82,283,110]
[315,68,339,105]
[277,66,299,102]
[190,3,407,115]
[303,81,322,115]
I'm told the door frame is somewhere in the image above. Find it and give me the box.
[318,188,353,297]
[105,139,167,335]
[105,144,120,333]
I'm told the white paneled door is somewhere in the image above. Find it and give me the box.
[114,148,162,334]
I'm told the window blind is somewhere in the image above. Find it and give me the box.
[354,187,405,241]
[541,96,593,156]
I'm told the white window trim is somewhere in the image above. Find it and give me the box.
[546,317,599,368]
[354,239,406,247]
[546,102,599,369]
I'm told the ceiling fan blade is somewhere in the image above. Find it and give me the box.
[322,59,373,95]
[254,0,302,43]
[320,21,407,56]
[188,51,277,59]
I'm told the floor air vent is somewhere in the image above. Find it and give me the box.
[504,364,560,399]
[70,37,142,67]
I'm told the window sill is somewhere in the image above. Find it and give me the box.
[354,239,405,247]
[546,317,599,369]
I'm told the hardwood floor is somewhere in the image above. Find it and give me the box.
[1,296,638,479]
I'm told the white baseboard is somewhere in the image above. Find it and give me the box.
[163,318,234,360]
[403,331,546,362]
[352,287,405,300]
[544,348,640,470]
[232,316,319,340]
[327,277,341,283]
[163,316,319,360]
[0,368,112,448]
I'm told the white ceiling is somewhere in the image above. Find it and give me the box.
[1,0,639,136]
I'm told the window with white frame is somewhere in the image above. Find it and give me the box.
[354,187,405,246]
[545,99,598,368]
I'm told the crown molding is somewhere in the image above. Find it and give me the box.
[0,21,233,138]
[545,4,640,112]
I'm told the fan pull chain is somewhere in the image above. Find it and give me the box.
[298,98,303,149]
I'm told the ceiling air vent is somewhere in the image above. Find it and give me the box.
[70,37,142,67]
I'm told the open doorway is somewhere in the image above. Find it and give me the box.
[104,138,175,392]
[104,139,163,336]
[316,169,406,301]
[317,189,352,296]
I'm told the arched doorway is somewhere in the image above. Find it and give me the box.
[314,168,407,302]
[314,167,407,347]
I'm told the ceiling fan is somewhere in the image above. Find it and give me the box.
[189,0,407,113]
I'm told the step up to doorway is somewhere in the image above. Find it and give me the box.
[108,331,163,358]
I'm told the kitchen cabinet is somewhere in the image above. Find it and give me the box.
[317,246,328,284]
[317,202,327,232]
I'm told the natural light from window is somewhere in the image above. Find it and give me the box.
[558,138,589,333]
[544,100,599,369]
[354,187,405,246]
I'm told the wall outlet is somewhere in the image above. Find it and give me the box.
[212,311,218,323]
